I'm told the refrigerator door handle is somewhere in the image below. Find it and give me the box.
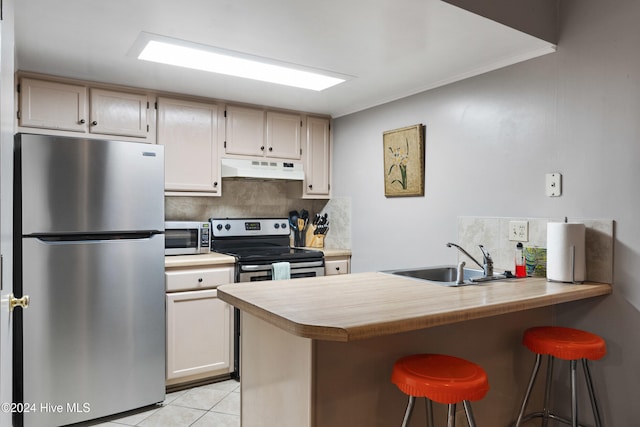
[31,231,162,242]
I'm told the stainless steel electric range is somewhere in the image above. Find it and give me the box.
[210,217,325,378]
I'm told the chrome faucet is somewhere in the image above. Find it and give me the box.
[446,243,494,277]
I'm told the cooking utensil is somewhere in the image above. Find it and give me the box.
[300,209,309,230]
[288,210,299,231]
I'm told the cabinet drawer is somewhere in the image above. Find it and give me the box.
[325,259,349,276]
[166,267,234,292]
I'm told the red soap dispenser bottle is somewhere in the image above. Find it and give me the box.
[515,242,526,278]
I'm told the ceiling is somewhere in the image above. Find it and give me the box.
[14,0,555,118]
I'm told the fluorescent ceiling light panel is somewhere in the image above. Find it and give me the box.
[133,34,348,91]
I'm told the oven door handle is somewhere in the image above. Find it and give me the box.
[240,260,325,272]
[240,265,272,272]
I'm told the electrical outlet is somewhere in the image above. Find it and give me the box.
[509,220,529,242]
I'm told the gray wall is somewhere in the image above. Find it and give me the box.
[333,0,639,424]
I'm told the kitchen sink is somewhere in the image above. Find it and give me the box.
[383,265,507,286]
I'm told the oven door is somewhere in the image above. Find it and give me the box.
[232,259,324,380]
[237,261,325,282]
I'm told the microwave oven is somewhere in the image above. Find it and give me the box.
[165,221,211,255]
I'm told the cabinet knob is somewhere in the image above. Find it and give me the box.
[268,147,273,151]
[335,266,340,271]
[91,121,98,126]
[198,278,203,283]
[79,119,86,124]
[260,146,265,151]
[308,184,313,189]
[213,181,218,187]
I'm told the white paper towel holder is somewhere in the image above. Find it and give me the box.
[547,219,586,284]
[548,244,583,284]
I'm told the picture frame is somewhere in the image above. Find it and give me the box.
[383,124,425,197]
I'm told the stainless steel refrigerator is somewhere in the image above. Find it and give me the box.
[13,133,166,427]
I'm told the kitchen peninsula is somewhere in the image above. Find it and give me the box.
[217,273,611,426]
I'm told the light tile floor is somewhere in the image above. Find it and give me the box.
[91,380,240,427]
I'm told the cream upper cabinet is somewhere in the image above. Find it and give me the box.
[17,77,153,142]
[303,116,331,198]
[157,97,221,195]
[225,105,302,160]
[18,78,88,132]
[266,111,302,160]
[89,88,149,138]
[224,105,265,157]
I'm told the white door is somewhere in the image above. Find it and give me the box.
[0,1,15,425]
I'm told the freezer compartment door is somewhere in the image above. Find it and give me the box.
[18,234,165,426]
[17,134,164,235]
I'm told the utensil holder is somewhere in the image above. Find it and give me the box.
[293,229,305,247]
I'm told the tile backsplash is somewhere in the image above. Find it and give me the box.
[165,179,351,250]
[457,217,614,284]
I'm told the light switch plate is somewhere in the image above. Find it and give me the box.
[546,173,562,197]
[509,220,529,242]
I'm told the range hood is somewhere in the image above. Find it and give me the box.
[221,158,305,180]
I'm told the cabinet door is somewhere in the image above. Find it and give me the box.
[224,105,265,156]
[89,88,148,138]
[166,289,232,380]
[19,78,87,132]
[304,117,331,197]
[266,111,302,160]
[158,97,220,194]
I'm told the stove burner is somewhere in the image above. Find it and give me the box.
[221,246,323,264]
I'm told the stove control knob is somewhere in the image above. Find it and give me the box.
[274,223,280,229]
[216,224,223,231]
[224,223,231,231]
[281,223,287,229]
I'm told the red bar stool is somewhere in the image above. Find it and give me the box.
[391,354,489,427]
[513,326,606,427]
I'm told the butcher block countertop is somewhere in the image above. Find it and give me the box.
[217,272,611,342]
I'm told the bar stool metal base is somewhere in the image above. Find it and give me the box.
[512,354,603,427]
[400,395,477,427]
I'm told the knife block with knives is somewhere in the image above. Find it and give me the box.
[306,212,328,248]
[306,226,324,248]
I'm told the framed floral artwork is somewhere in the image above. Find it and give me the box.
[383,124,425,197]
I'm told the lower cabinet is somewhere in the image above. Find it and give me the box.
[165,266,234,386]
[325,256,351,276]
